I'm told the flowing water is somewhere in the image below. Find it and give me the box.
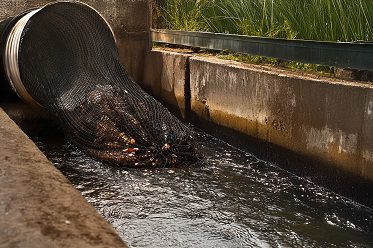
[32,134,373,248]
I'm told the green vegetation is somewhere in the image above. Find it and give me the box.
[159,0,373,42]
[154,43,335,75]
[215,51,335,75]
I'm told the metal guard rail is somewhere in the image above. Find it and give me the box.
[152,29,373,71]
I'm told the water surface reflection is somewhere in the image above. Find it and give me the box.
[35,134,373,248]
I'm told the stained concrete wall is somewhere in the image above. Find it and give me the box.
[0,0,151,83]
[0,107,127,248]
[142,49,373,181]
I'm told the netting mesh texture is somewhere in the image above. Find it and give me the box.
[13,2,201,167]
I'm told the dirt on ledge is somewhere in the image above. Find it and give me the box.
[0,107,127,248]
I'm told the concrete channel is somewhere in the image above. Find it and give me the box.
[1,0,373,246]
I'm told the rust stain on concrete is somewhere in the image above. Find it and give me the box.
[188,55,373,180]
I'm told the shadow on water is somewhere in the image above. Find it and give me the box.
[27,125,373,248]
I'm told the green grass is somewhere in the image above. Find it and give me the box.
[154,43,335,76]
[205,50,334,75]
[158,0,373,42]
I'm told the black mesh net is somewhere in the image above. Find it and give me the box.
[7,2,201,167]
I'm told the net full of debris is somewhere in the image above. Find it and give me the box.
[0,2,202,167]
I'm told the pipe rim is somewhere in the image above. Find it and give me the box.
[3,2,116,107]
[4,9,41,106]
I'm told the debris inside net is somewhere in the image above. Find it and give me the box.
[1,2,203,167]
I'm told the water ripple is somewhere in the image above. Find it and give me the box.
[33,134,373,248]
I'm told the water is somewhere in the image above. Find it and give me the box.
[33,134,373,248]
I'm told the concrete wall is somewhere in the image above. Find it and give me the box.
[0,107,127,248]
[143,49,190,118]
[0,0,151,83]
[142,49,373,181]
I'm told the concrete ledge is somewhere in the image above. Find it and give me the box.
[0,108,127,248]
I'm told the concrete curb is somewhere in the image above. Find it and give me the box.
[0,107,127,248]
